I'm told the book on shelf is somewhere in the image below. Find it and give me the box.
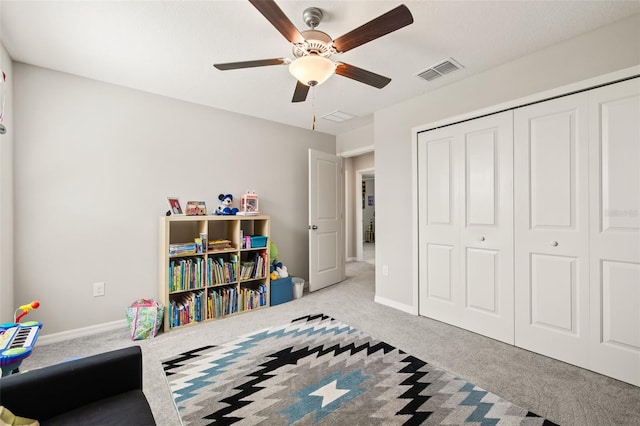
[207,256,238,285]
[169,257,205,291]
[200,233,208,252]
[169,242,197,256]
[208,239,232,251]
[208,286,238,318]
[169,290,205,328]
[239,251,268,280]
[239,284,267,311]
[239,261,255,280]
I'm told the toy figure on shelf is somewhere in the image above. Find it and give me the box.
[215,193,238,215]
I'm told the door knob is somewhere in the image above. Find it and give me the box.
[551,241,558,247]
[310,225,318,230]
[479,236,485,241]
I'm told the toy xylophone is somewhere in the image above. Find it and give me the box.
[0,321,42,377]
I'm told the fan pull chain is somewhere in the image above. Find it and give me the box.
[311,85,316,131]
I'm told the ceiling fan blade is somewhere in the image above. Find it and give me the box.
[292,80,310,103]
[249,0,305,44]
[335,62,391,89]
[213,58,287,70]
[332,5,414,53]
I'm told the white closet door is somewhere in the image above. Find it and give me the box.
[419,111,514,344]
[588,79,640,386]
[514,93,590,368]
[418,127,461,326]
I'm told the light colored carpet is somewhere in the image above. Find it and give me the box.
[20,261,640,426]
[161,314,554,425]
[363,242,375,265]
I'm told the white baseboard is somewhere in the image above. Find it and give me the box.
[37,298,412,345]
[37,319,128,346]
[374,295,418,315]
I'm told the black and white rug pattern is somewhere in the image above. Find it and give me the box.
[162,314,557,425]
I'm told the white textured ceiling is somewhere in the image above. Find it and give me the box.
[2,1,640,135]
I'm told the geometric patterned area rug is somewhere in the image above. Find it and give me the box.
[162,314,558,425]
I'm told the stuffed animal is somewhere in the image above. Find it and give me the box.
[270,260,289,280]
[271,261,283,272]
[215,193,238,215]
[270,241,279,265]
[276,265,289,278]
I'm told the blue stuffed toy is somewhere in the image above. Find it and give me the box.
[215,193,239,215]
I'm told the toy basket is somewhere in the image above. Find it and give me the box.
[126,299,164,340]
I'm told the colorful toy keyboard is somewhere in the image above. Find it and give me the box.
[0,321,42,377]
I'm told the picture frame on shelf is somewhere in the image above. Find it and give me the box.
[186,201,207,216]
[238,191,260,216]
[167,197,183,215]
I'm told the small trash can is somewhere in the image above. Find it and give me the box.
[292,277,304,299]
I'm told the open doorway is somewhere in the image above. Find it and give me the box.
[356,168,375,264]
[362,172,375,264]
[341,150,374,264]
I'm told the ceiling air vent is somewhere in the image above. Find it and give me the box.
[416,58,463,82]
[321,110,356,123]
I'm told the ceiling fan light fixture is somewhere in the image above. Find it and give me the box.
[289,55,336,87]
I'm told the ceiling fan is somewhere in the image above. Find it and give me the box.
[214,0,414,103]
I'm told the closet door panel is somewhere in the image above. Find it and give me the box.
[463,126,501,318]
[514,92,590,368]
[419,111,513,345]
[466,131,496,225]
[589,79,640,386]
[426,244,454,302]
[418,130,461,323]
[427,139,453,224]
[459,112,514,343]
[530,113,573,227]
[530,254,577,333]
[601,261,639,348]
[465,248,498,314]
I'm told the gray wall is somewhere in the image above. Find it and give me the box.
[0,43,14,322]
[12,63,335,334]
[336,124,373,155]
[374,13,640,312]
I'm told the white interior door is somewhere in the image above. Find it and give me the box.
[309,149,344,292]
[418,111,514,344]
[514,92,590,368]
[588,79,640,386]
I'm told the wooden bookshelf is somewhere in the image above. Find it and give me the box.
[158,215,270,331]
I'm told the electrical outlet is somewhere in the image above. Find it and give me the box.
[93,282,105,297]
[382,265,389,276]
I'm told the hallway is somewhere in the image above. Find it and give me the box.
[363,242,375,265]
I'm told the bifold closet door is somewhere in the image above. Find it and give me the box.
[588,79,640,387]
[514,92,590,368]
[418,111,514,344]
